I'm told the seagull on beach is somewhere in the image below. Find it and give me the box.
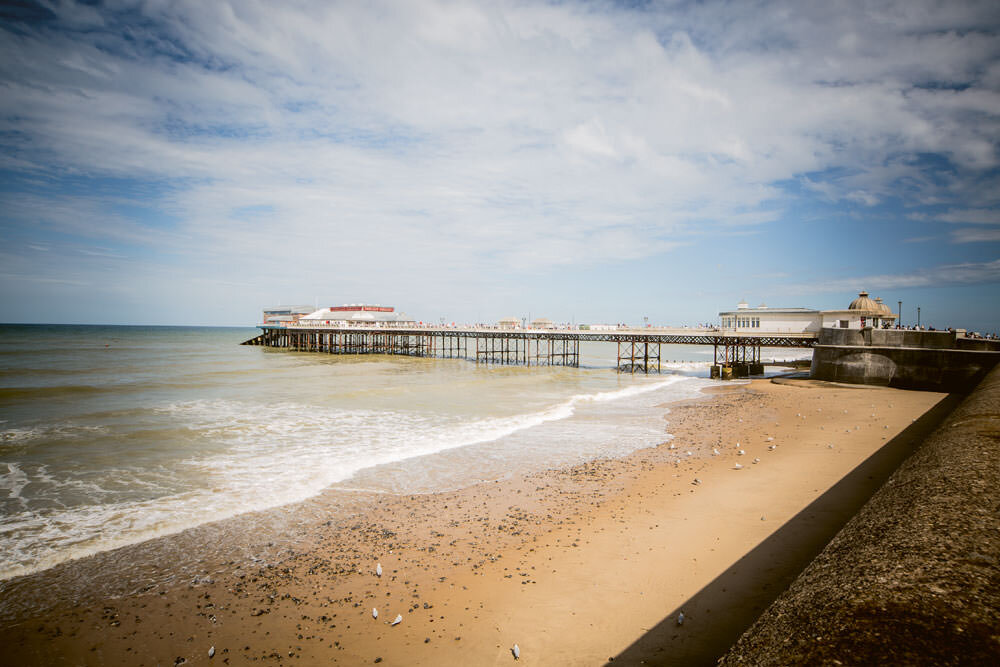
[766,436,774,442]
[692,478,701,485]
[376,562,383,577]
[768,445,776,450]
[737,449,745,456]
[677,611,685,625]
[733,463,743,470]
[373,608,378,619]
[513,644,521,660]
[391,614,403,626]
[753,457,760,464]
[713,448,720,456]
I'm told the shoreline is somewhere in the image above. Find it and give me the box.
[1,378,948,665]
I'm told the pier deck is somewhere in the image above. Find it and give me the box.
[243,325,816,374]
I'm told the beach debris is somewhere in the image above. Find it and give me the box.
[766,436,774,442]
[391,614,403,626]
[827,444,834,449]
[372,607,378,619]
[513,643,521,659]
[668,443,676,449]
[761,516,766,521]
[712,448,720,456]
[686,451,693,456]
[677,611,685,625]
[753,457,761,464]
[376,562,383,577]
[796,413,801,417]
[884,425,889,429]
[737,450,745,456]
[733,463,743,470]
[208,646,215,659]
[735,441,741,448]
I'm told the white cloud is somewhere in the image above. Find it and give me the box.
[938,208,1000,225]
[951,228,1000,244]
[797,259,1000,292]
[0,0,998,323]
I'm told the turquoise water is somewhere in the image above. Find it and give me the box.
[0,324,804,581]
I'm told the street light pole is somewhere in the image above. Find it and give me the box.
[917,307,921,328]
[898,300,902,327]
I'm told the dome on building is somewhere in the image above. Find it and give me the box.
[874,297,893,316]
[848,291,879,312]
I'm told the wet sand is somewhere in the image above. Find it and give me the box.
[0,378,948,665]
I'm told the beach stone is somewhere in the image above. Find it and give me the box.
[720,363,1000,665]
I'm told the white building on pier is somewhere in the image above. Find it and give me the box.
[297,304,415,327]
[719,292,897,333]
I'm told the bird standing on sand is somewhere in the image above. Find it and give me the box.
[376,562,383,577]
[733,463,743,470]
[712,448,720,456]
[677,611,685,625]
[513,644,521,660]
[372,608,378,619]
[391,614,402,626]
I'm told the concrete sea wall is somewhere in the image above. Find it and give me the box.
[811,328,1000,391]
[719,364,1000,665]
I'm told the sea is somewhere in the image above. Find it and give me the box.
[0,324,809,584]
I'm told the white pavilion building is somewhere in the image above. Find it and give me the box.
[297,304,415,327]
[719,292,897,333]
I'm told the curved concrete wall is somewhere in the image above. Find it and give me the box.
[811,328,1000,391]
[810,344,999,391]
[720,364,1000,665]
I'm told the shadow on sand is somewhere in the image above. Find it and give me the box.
[606,391,963,667]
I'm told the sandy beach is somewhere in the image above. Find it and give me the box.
[0,377,951,666]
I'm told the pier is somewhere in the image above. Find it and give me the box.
[242,325,817,374]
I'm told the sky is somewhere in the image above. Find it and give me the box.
[1,0,998,331]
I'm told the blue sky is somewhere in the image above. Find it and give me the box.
[1,0,998,331]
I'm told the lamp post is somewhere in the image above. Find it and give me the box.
[917,307,921,329]
[898,301,902,327]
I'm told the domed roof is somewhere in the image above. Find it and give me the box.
[874,297,893,315]
[848,291,879,311]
